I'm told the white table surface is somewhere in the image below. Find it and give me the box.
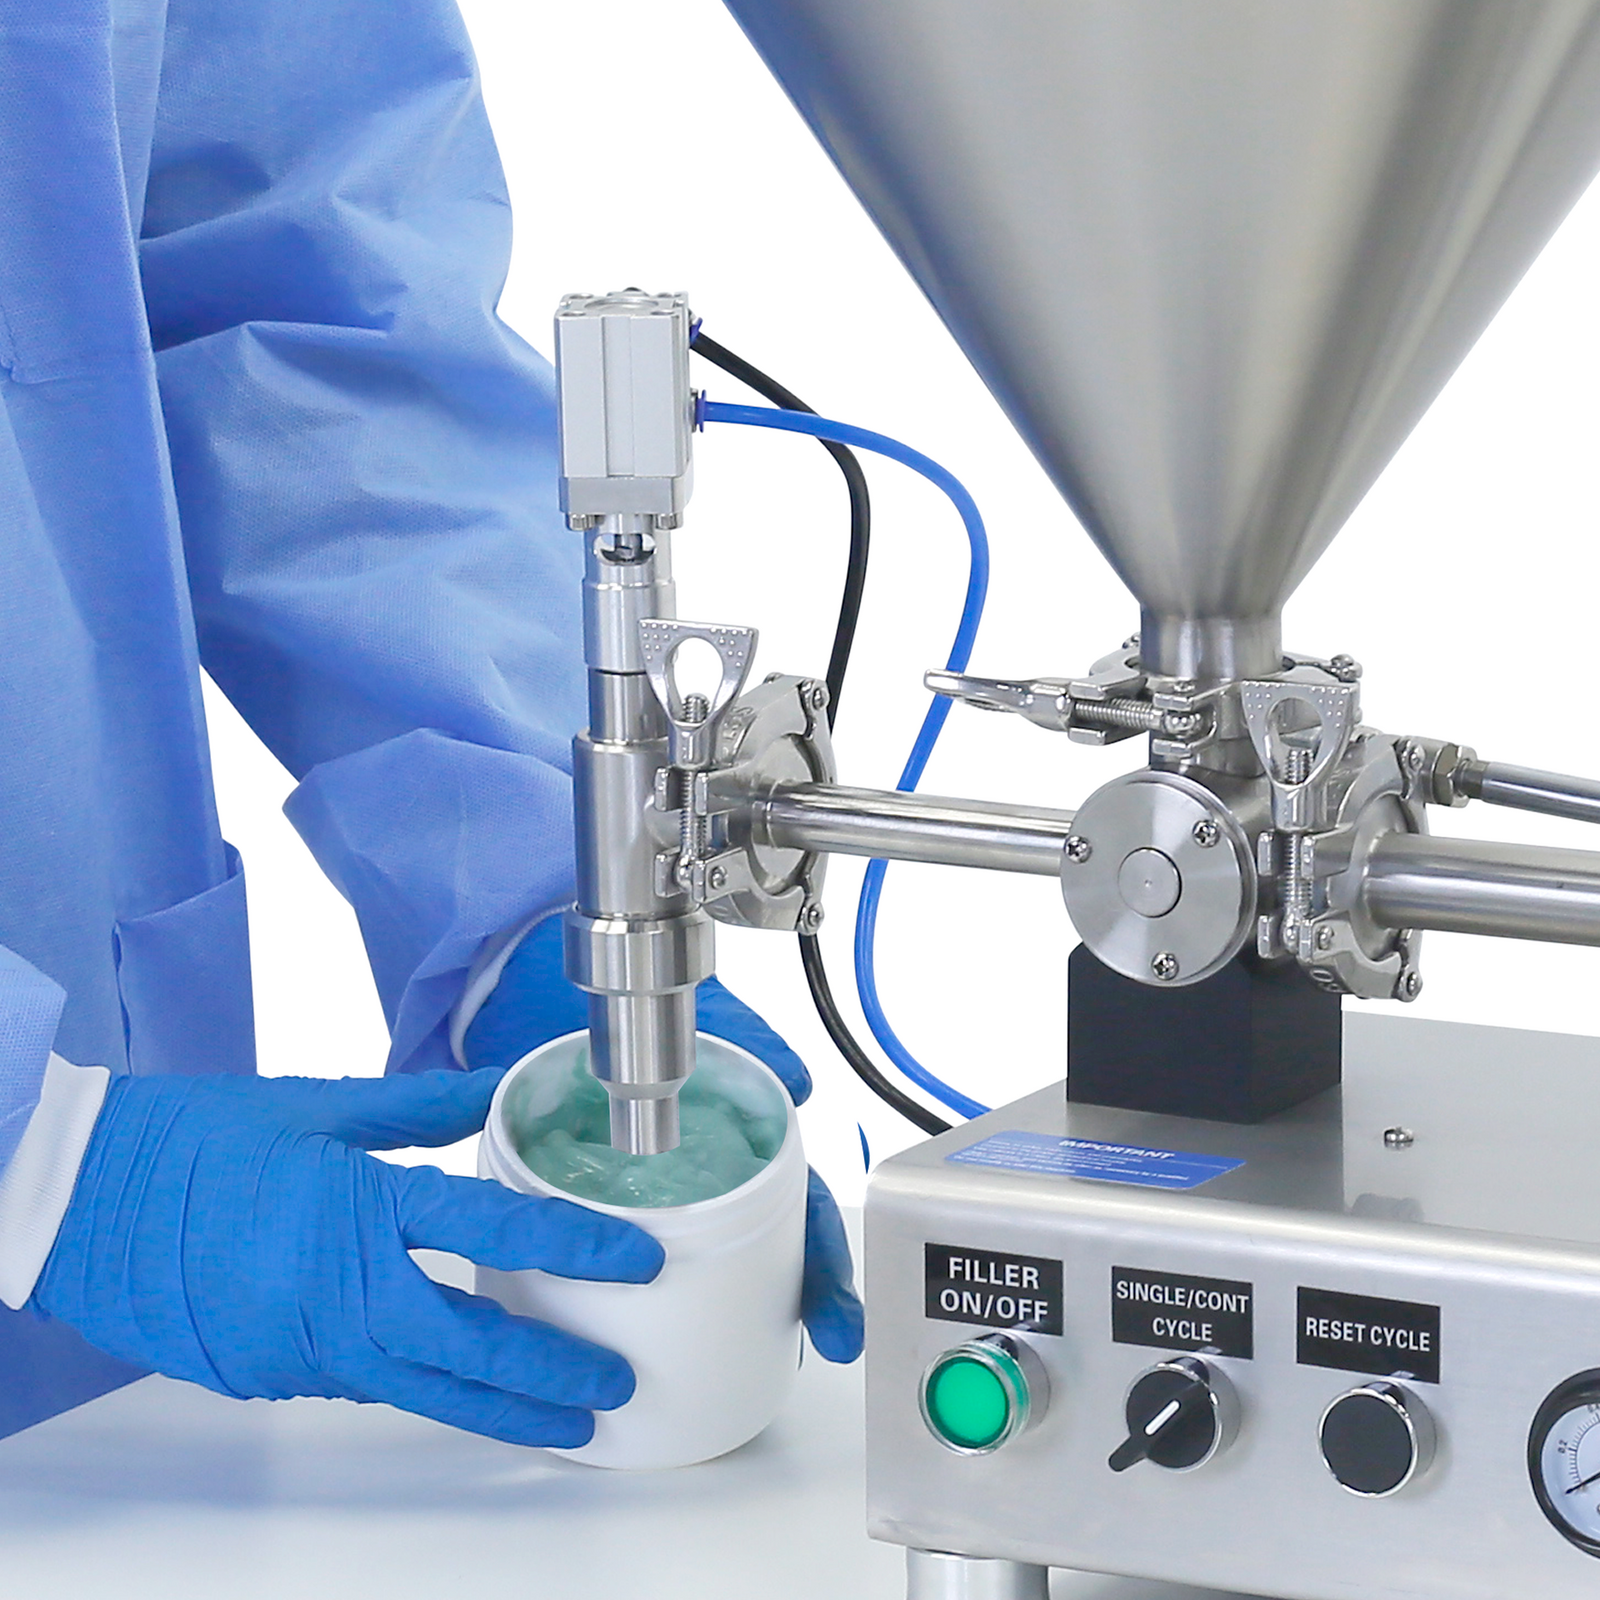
[0,1233,1261,1600]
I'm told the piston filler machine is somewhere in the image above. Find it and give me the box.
[552,5,1600,1596]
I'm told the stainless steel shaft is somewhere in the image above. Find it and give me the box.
[1365,833,1600,946]
[757,783,1077,875]
[1455,761,1600,828]
[567,525,707,1154]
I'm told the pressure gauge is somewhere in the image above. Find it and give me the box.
[1529,1371,1600,1556]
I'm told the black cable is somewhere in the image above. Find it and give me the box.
[799,930,951,1137]
[689,330,868,721]
[691,328,951,1138]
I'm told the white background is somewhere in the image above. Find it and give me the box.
[208,0,1600,1207]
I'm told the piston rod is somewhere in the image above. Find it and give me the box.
[1365,833,1600,946]
[757,783,1077,875]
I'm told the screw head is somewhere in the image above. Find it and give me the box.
[708,865,729,892]
[1170,677,1198,695]
[1191,819,1221,849]
[798,901,825,934]
[807,682,831,710]
[1399,968,1423,1000]
[1151,952,1180,982]
[1065,835,1093,864]
[1383,1126,1416,1149]
[1328,653,1363,683]
[1315,924,1336,951]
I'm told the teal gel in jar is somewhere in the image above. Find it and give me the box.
[502,1046,788,1208]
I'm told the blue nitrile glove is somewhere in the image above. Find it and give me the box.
[465,916,866,1363]
[33,1070,664,1447]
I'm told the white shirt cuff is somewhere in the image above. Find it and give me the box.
[0,1054,110,1310]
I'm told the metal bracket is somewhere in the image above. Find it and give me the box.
[924,668,1077,732]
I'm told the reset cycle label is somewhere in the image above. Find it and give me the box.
[1112,1266,1254,1358]
[1297,1286,1441,1384]
[925,1243,1064,1336]
[948,1130,1244,1190]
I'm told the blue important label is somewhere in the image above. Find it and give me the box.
[947,1131,1244,1190]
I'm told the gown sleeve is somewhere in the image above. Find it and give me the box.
[139,0,583,1073]
[0,947,66,1174]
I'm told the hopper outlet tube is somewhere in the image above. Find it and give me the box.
[1138,612,1284,684]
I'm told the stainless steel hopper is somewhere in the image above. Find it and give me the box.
[722,0,1600,678]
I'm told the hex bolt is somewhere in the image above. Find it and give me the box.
[1064,835,1093,864]
[1192,819,1220,849]
[1151,952,1180,982]
[1383,1126,1416,1149]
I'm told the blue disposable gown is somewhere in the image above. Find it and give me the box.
[0,0,583,1434]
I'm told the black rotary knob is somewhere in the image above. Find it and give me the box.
[1109,1355,1238,1473]
[1318,1382,1436,1497]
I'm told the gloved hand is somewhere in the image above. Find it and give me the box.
[464,915,865,1363]
[33,1069,664,1448]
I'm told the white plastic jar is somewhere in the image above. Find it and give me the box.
[477,1030,806,1469]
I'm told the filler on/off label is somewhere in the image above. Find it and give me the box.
[924,1244,1064,1336]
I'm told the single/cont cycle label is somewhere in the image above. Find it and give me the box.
[1112,1265,1254,1357]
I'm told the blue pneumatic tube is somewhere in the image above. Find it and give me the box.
[701,400,992,1119]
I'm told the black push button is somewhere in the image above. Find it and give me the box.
[1318,1381,1435,1497]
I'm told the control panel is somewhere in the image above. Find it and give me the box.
[863,1024,1600,1600]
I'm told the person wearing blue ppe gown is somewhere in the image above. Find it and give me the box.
[0,0,862,1447]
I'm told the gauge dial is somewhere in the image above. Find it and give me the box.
[1530,1371,1600,1556]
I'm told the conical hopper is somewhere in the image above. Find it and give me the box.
[724,0,1600,679]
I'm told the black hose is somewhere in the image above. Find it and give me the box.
[798,931,952,1137]
[689,330,868,722]
[691,329,951,1138]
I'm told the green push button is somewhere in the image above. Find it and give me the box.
[920,1338,1031,1453]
